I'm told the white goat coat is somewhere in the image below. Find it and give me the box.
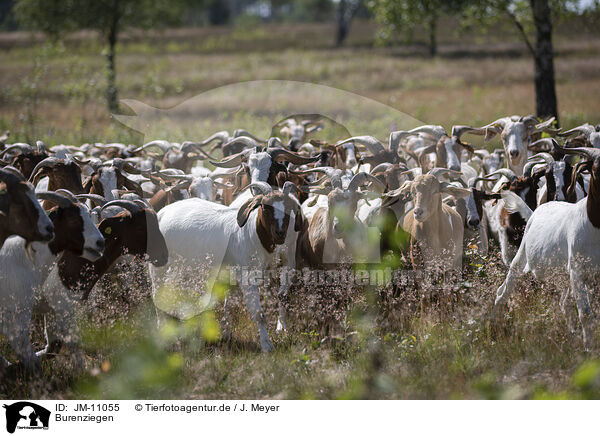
[495,198,600,346]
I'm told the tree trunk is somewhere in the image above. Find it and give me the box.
[428,15,437,57]
[106,4,120,113]
[530,0,558,123]
[336,0,348,46]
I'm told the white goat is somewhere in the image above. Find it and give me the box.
[493,145,600,348]
[0,191,104,372]
[150,182,303,352]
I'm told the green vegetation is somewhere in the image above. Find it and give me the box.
[1,20,600,399]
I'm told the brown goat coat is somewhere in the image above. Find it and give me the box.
[57,208,168,299]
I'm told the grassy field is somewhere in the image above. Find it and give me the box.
[1,20,600,399]
[1,19,599,144]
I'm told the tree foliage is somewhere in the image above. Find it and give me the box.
[15,0,184,112]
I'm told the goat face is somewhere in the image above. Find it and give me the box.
[327,189,359,239]
[86,166,142,200]
[0,175,54,243]
[11,151,48,179]
[189,177,215,201]
[31,160,84,194]
[410,175,442,223]
[500,121,529,169]
[238,192,301,251]
[99,208,168,267]
[260,194,292,245]
[247,152,272,183]
[467,189,501,231]
[436,137,463,172]
[49,203,105,261]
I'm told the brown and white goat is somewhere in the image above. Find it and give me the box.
[0,167,54,247]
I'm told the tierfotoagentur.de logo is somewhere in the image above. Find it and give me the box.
[2,402,50,434]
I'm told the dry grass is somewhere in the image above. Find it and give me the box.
[0,20,599,145]
[1,21,600,399]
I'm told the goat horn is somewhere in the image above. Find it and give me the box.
[469,176,498,188]
[337,136,385,155]
[267,147,321,165]
[76,194,107,206]
[55,189,80,203]
[528,138,556,152]
[485,168,518,183]
[209,148,254,168]
[247,182,272,196]
[370,163,394,175]
[347,172,386,193]
[200,131,230,146]
[428,168,463,181]
[101,199,142,214]
[451,125,486,141]
[28,157,64,182]
[558,124,596,139]
[0,143,34,157]
[0,166,25,181]
[528,152,555,166]
[553,142,600,161]
[233,129,266,143]
[36,191,73,208]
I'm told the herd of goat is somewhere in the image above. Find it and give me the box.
[0,114,599,374]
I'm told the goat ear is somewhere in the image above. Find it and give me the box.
[440,183,471,199]
[237,196,263,227]
[294,208,305,232]
[83,176,93,192]
[31,168,48,186]
[0,182,9,217]
[122,176,144,197]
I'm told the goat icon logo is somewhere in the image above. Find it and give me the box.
[2,402,50,433]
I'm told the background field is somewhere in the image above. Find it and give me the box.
[1,19,600,399]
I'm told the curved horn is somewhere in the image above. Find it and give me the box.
[528,152,555,166]
[233,129,267,143]
[372,162,394,172]
[101,199,142,214]
[200,131,230,146]
[428,167,463,181]
[36,191,72,208]
[532,116,558,133]
[559,124,596,139]
[55,189,80,203]
[520,115,539,129]
[553,142,600,161]
[451,125,486,141]
[337,136,385,155]
[485,168,518,183]
[76,194,107,206]
[523,160,543,178]
[29,157,63,182]
[267,147,321,165]
[0,143,34,157]
[347,172,386,193]
[0,166,26,181]
[528,138,556,152]
[469,176,498,188]
[133,140,174,155]
[247,182,273,196]
[72,156,91,166]
[209,148,253,168]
